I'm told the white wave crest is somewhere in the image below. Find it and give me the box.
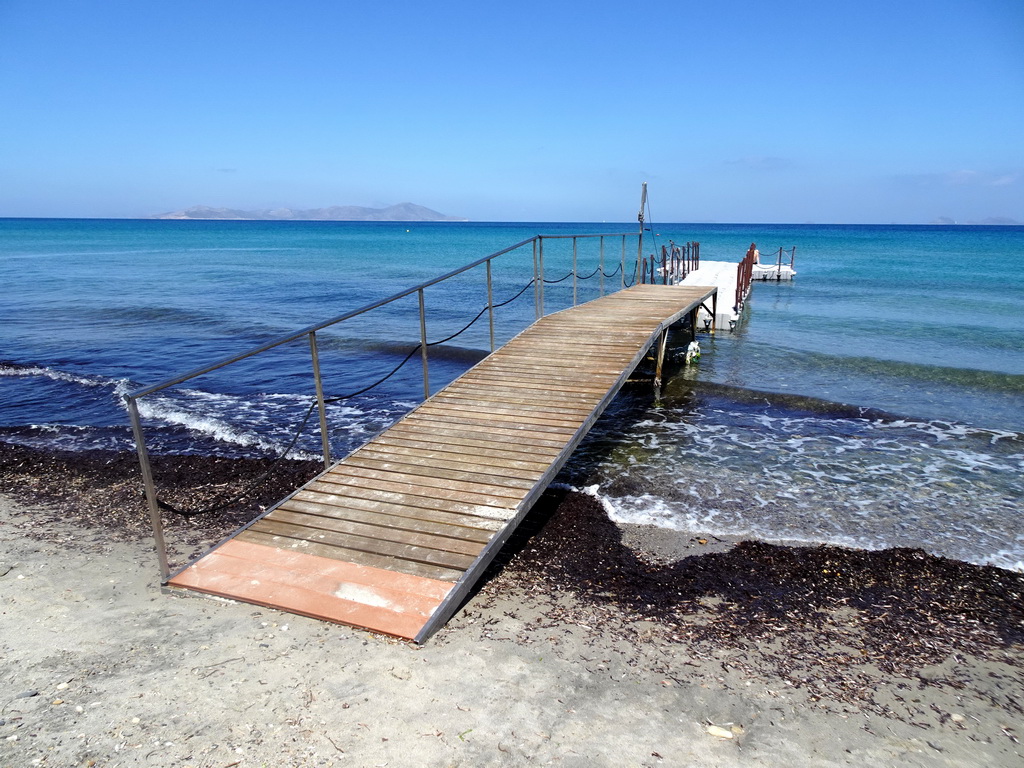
[0,364,119,389]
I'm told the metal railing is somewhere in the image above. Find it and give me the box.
[125,231,641,581]
[639,241,700,285]
[735,244,757,312]
[759,245,796,277]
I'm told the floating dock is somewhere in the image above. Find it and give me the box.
[675,244,795,330]
[678,261,745,329]
[166,284,717,642]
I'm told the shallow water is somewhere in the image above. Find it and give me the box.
[1,218,1021,570]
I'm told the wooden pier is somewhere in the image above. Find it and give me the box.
[167,284,716,642]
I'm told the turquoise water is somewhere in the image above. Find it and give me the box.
[1,218,1021,570]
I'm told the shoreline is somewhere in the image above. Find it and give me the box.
[1,443,1022,766]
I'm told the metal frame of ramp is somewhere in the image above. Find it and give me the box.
[166,284,717,642]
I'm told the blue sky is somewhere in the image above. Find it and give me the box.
[1,0,1021,223]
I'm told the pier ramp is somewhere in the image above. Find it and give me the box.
[166,284,716,642]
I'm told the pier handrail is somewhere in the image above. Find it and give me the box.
[736,244,757,311]
[125,230,641,581]
[639,241,700,285]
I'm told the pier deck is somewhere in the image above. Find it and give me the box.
[167,284,716,642]
[678,261,744,329]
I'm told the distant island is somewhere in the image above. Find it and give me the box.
[930,215,1020,225]
[151,203,468,222]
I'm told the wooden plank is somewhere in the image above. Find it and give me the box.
[277,496,495,542]
[302,479,516,522]
[395,417,581,442]
[264,508,486,557]
[477,352,623,372]
[452,374,610,396]
[432,391,598,413]
[455,374,612,395]
[342,453,539,489]
[435,385,600,407]
[500,342,634,360]
[368,433,558,467]
[419,395,593,419]
[413,401,585,428]
[353,445,548,480]
[248,518,478,571]
[380,422,566,455]
[444,378,604,398]
[289,486,504,532]
[401,412,579,438]
[236,529,465,581]
[465,362,626,381]
[313,470,524,510]
[323,462,529,499]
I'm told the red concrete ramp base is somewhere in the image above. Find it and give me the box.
[167,539,454,640]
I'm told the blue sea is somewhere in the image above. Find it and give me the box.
[1,218,1022,571]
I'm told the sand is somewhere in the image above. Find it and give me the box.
[1,446,1022,767]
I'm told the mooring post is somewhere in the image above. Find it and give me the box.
[127,396,170,583]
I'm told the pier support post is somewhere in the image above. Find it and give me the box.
[653,327,669,393]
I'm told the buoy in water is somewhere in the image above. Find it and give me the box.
[685,340,701,364]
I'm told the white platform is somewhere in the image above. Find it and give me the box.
[752,263,796,281]
[677,260,743,330]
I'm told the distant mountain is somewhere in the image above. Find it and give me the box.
[152,203,468,222]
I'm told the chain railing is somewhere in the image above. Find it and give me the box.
[125,231,641,581]
[638,241,700,285]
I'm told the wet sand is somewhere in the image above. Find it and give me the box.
[1,443,1022,766]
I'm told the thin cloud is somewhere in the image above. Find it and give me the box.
[909,170,1021,188]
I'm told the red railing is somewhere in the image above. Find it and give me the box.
[735,243,757,311]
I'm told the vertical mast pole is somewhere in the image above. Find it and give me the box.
[636,181,647,285]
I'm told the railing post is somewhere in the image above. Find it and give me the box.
[418,288,430,399]
[532,238,540,320]
[572,236,578,306]
[620,235,626,290]
[127,396,170,583]
[599,236,605,296]
[538,236,545,317]
[636,236,644,288]
[308,331,331,470]
[486,258,495,352]
[735,260,743,311]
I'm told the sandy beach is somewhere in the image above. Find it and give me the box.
[1,444,1022,767]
